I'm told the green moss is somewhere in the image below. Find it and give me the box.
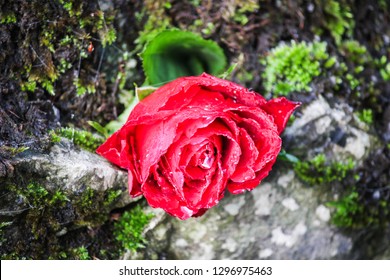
[103,189,122,207]
[330,40,374,94]
[200,22,215,36]
[1,252,26,260]
[59,0,82,18]
[53,127,104,152]
[261,41,329,96]
[189,0,201,7]
[73,186,123,227]
[327,188,389,228]
[0,13,17,24]
[134,0,172,53]
[40,29,56,53]
[294,154,355,185]
[41,78,56,96]
[378,0,388,10]
[0,146,29,156]
[10,182,69,209]
[231,0,259,25]
[49,130,61,143]
[114,205,154,253]
[58,58,72,74]
[74,78,96,96]
[9,0,117,99]
[100,27,117,47]
[70,246,91,260]
[0,222,13,247]
[321,0,355,44]
[5,182,70,239]
[327,190,364,227]
[78,187,95,209]
[379,61,390,81]
[340,40,369,64]
[1,173,123,259]
[21,80,37,93]
[357,109,373,125]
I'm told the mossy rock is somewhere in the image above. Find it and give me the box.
[0,139,139,259]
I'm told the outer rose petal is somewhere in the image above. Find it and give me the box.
[227,160,277,194]
[260,97,301,134]
[127,73,267,124]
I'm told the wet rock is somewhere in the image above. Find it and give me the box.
[284,95,377,162]
[0,139,135,258]
[140,173,353,259]
[129,96,379,260]
[6,139,133,209]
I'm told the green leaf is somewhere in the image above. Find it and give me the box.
[88,121,109,138]
[135,85,158,101]
[278,149,300,164]
[141,29,227,85]
[219,63,238,79]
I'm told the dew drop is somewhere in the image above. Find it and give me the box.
[200,154,213,169]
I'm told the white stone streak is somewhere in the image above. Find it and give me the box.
[282,197,299,211]
[315,205,331,222]
[271,222,307,248]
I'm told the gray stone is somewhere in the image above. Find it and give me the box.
[1,139,135,237]
[130,95,379,260]
[284,95,377,163]
[140,172,353,259]
[8,139,133,208]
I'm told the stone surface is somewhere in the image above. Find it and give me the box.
[132,96,380,260]
[284,95,377,163]
[7,139,133,210]
[0,139,135,258]
[142,172,353,259]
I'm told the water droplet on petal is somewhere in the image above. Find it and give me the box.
[200,155,212,169]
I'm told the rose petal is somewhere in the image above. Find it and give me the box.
[128,171,142,197]
[230,128,258,182]
[260,97,301,134]
[253,130,281,171]
[144,166,190,219]
[227,160,277,194]
[196,162,226,208]
[196,73,267,107]
[96,127,132,169]
[185,162,226,210]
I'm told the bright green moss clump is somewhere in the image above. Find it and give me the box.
[114,205,154,253]
[294,154,355,185]
[52,128,104,152]
[261,41,329,96]
[327,191,364,227]
[10,182,69,209]
[357,109,373,125]
[322,0,354,44]
[0,13,17,24]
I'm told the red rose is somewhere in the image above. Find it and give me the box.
[97,73,299,220]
